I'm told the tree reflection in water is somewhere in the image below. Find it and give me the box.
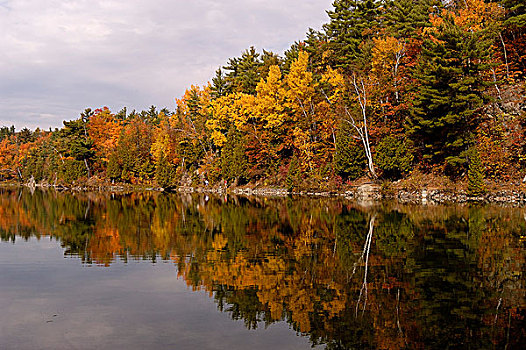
[0,188,524,349]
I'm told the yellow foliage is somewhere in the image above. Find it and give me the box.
[207,92,256,147]
[284,51,315,119]
[321,67,345,104]
[371,36,404,78]
[254,65,287,129]
[453,0,503,32]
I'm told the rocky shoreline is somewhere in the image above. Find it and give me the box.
[3,180,526,206]
[178,183,526,206]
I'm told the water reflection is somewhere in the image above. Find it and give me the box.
[0,188,524,349]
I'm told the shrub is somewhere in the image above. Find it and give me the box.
[333,124,366,180]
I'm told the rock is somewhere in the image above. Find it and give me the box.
[356,184,381,200]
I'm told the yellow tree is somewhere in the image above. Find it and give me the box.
[371,36,406,103]
[151,111,179,165]
[254,65,287,130]
[174,85,215,173]
[206,92,255,148]
[282,51,338,175]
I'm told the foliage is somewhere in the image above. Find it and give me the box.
[376,135,413,179]
[333,123,366,180]
[155,154,177,188]
[408,8,493,173]
[221,126,248,184]
[467,146,487,196]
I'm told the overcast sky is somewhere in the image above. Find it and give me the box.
[0,0,333,130]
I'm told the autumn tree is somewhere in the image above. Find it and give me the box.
[86,107,122,172]
[174,85,213,175]
[109,117,154,183]
[150,111,182,187]
[498,0,526,77]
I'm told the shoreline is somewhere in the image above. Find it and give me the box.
[182,184,526,206]
[3,180,526,206]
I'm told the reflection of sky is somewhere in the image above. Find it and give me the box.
[0,0,333,130]
[0,239,315,350]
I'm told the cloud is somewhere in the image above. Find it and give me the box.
[0,0,333,129]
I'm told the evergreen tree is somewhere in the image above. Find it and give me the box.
[303,28,328,72]
[286,155,301,191]
[0,126,15,141]
[155,154,177,188]
[376,135,413,179]
[282,43,301,75]
[500,0,526,29]
[54,119,95,181]
[107,151,121,181]
[259,50,281,80]
[467,146,486,196]
[333,123,366,180]
[221,126,247,184]
[408,14,492,173]
[223,47,262,95]
[323,0,381,72]
[210,68,228,99]
[385,0,442,39]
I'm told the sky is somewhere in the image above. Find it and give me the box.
[0,0,334,130]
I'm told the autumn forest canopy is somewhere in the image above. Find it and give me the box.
[1,0,526,189]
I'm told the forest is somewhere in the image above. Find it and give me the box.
[1,0,525,192]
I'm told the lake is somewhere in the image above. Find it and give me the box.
[0,188,524,349]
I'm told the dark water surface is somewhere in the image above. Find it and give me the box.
[0,189,524,349]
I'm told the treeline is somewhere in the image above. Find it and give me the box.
[1,0,525,189]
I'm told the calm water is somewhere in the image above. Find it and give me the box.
[0,189,524,349]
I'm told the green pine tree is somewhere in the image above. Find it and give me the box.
[210,68,228,99]
[333,123,366,180]
[223,47,262,95]
[155,154,177,189]
[376,135,413,179]
[408,14,492,173]
[384,0,442,39]
[500,0,526,29]
[286,155,301,191]
[322,0,381,72]
[221,126,247,185]
[467,146,486,197]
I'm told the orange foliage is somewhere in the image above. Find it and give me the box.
[87,107,122,164]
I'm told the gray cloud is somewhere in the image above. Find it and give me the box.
[0,0,332,129]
